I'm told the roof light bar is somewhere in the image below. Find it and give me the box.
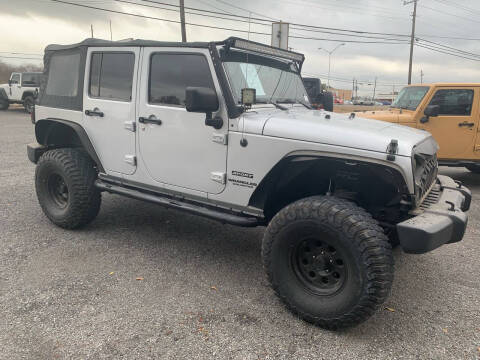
[232,38,304,63]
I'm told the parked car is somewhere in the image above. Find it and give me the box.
[0,72,42,113]
[28,38,470,330]
[353,98,375,106]
[334,97,344,104]
[360,83,480,173]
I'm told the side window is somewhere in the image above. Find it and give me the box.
[10,74,20,84]
[149,53,215,106]
[89,52,135,102]
[429,89,474,116]
[46,53,81,96]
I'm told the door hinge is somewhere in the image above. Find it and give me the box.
[212,133,228,145]
[210,171,226,184]
[124,121,136,132]
[124,155,137,166]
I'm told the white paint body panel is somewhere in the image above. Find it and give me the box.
[136,47,228,194]
[241,107,431,157]
[82,47,140,175]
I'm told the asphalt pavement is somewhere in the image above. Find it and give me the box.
[1,108,479,359]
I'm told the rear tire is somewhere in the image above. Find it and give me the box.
[466,164,480,174]
[262,196,394,330]
[23,96,34,114]
[35,148,101,229]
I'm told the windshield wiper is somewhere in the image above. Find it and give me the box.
[269,101,288,110]
[258,100,288,110]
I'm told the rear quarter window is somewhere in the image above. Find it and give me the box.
[46,53,81,96]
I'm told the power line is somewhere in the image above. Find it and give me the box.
[40,0,480,64]
[416,43,480,62]
[47,0,272,35]
[420,4,480,24]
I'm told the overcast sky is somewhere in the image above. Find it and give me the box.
[1,0,479,95]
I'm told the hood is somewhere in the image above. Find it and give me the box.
[240,107,433,157]
[358,109,400,122]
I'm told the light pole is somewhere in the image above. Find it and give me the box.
[319,43,345,89]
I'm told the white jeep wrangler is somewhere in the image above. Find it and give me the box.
[0,72,41,113]
[27,37,471,329]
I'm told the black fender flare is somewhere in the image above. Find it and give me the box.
[35,118,105,173]
[21,91,35,101]
[248,152,411,220]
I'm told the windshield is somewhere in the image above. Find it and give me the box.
[222,51,309,105]
[391,86,429,110]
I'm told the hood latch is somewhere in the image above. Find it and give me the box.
[386,139,398,161]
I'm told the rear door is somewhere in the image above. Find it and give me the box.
[82,48,139,175]
[137,48,228,194]
[418,87,478,159]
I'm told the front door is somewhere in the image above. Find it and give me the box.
[9,73,22,100]
[418,87,478,159]
[82,48,139,175]
[137,48,228,194]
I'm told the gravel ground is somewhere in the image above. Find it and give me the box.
[1,108,479,360]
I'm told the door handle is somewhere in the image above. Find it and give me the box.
[85,108,104,117]
[139,115,162,126]
[458,121,475,128]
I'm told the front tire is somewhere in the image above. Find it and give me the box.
[466,164,480,174]
[23,96,34,114]
[262,196,393,330]
[35,148,101,229]
[0,100,8,110]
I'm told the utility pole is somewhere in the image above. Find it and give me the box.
[405,0,418,85]
[352,78,355,100]
[91,24,94,38]
[372,77,377,101]
[420,69,424,83]
[179,0,187,42]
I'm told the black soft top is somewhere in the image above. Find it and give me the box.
[45,38,220,52]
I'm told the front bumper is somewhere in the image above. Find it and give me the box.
[397,175,471,254]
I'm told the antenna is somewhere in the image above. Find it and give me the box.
[109,20,113,41]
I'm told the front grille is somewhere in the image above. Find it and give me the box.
[419,184,440,210]
[414,153,438,204]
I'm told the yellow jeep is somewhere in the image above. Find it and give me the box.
[360,83,480,173]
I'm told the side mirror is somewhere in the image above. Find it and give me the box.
[185,87,223,129]
[424,104,440,117]
[421,105,440,123]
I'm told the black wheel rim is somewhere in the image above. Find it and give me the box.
[47,173,69,208]
[291,236,347,295]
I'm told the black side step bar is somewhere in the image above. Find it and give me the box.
[95,180,260,227]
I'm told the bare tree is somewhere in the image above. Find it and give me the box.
[0,61,43,83]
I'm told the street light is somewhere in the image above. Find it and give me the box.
[318,43,345,89]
